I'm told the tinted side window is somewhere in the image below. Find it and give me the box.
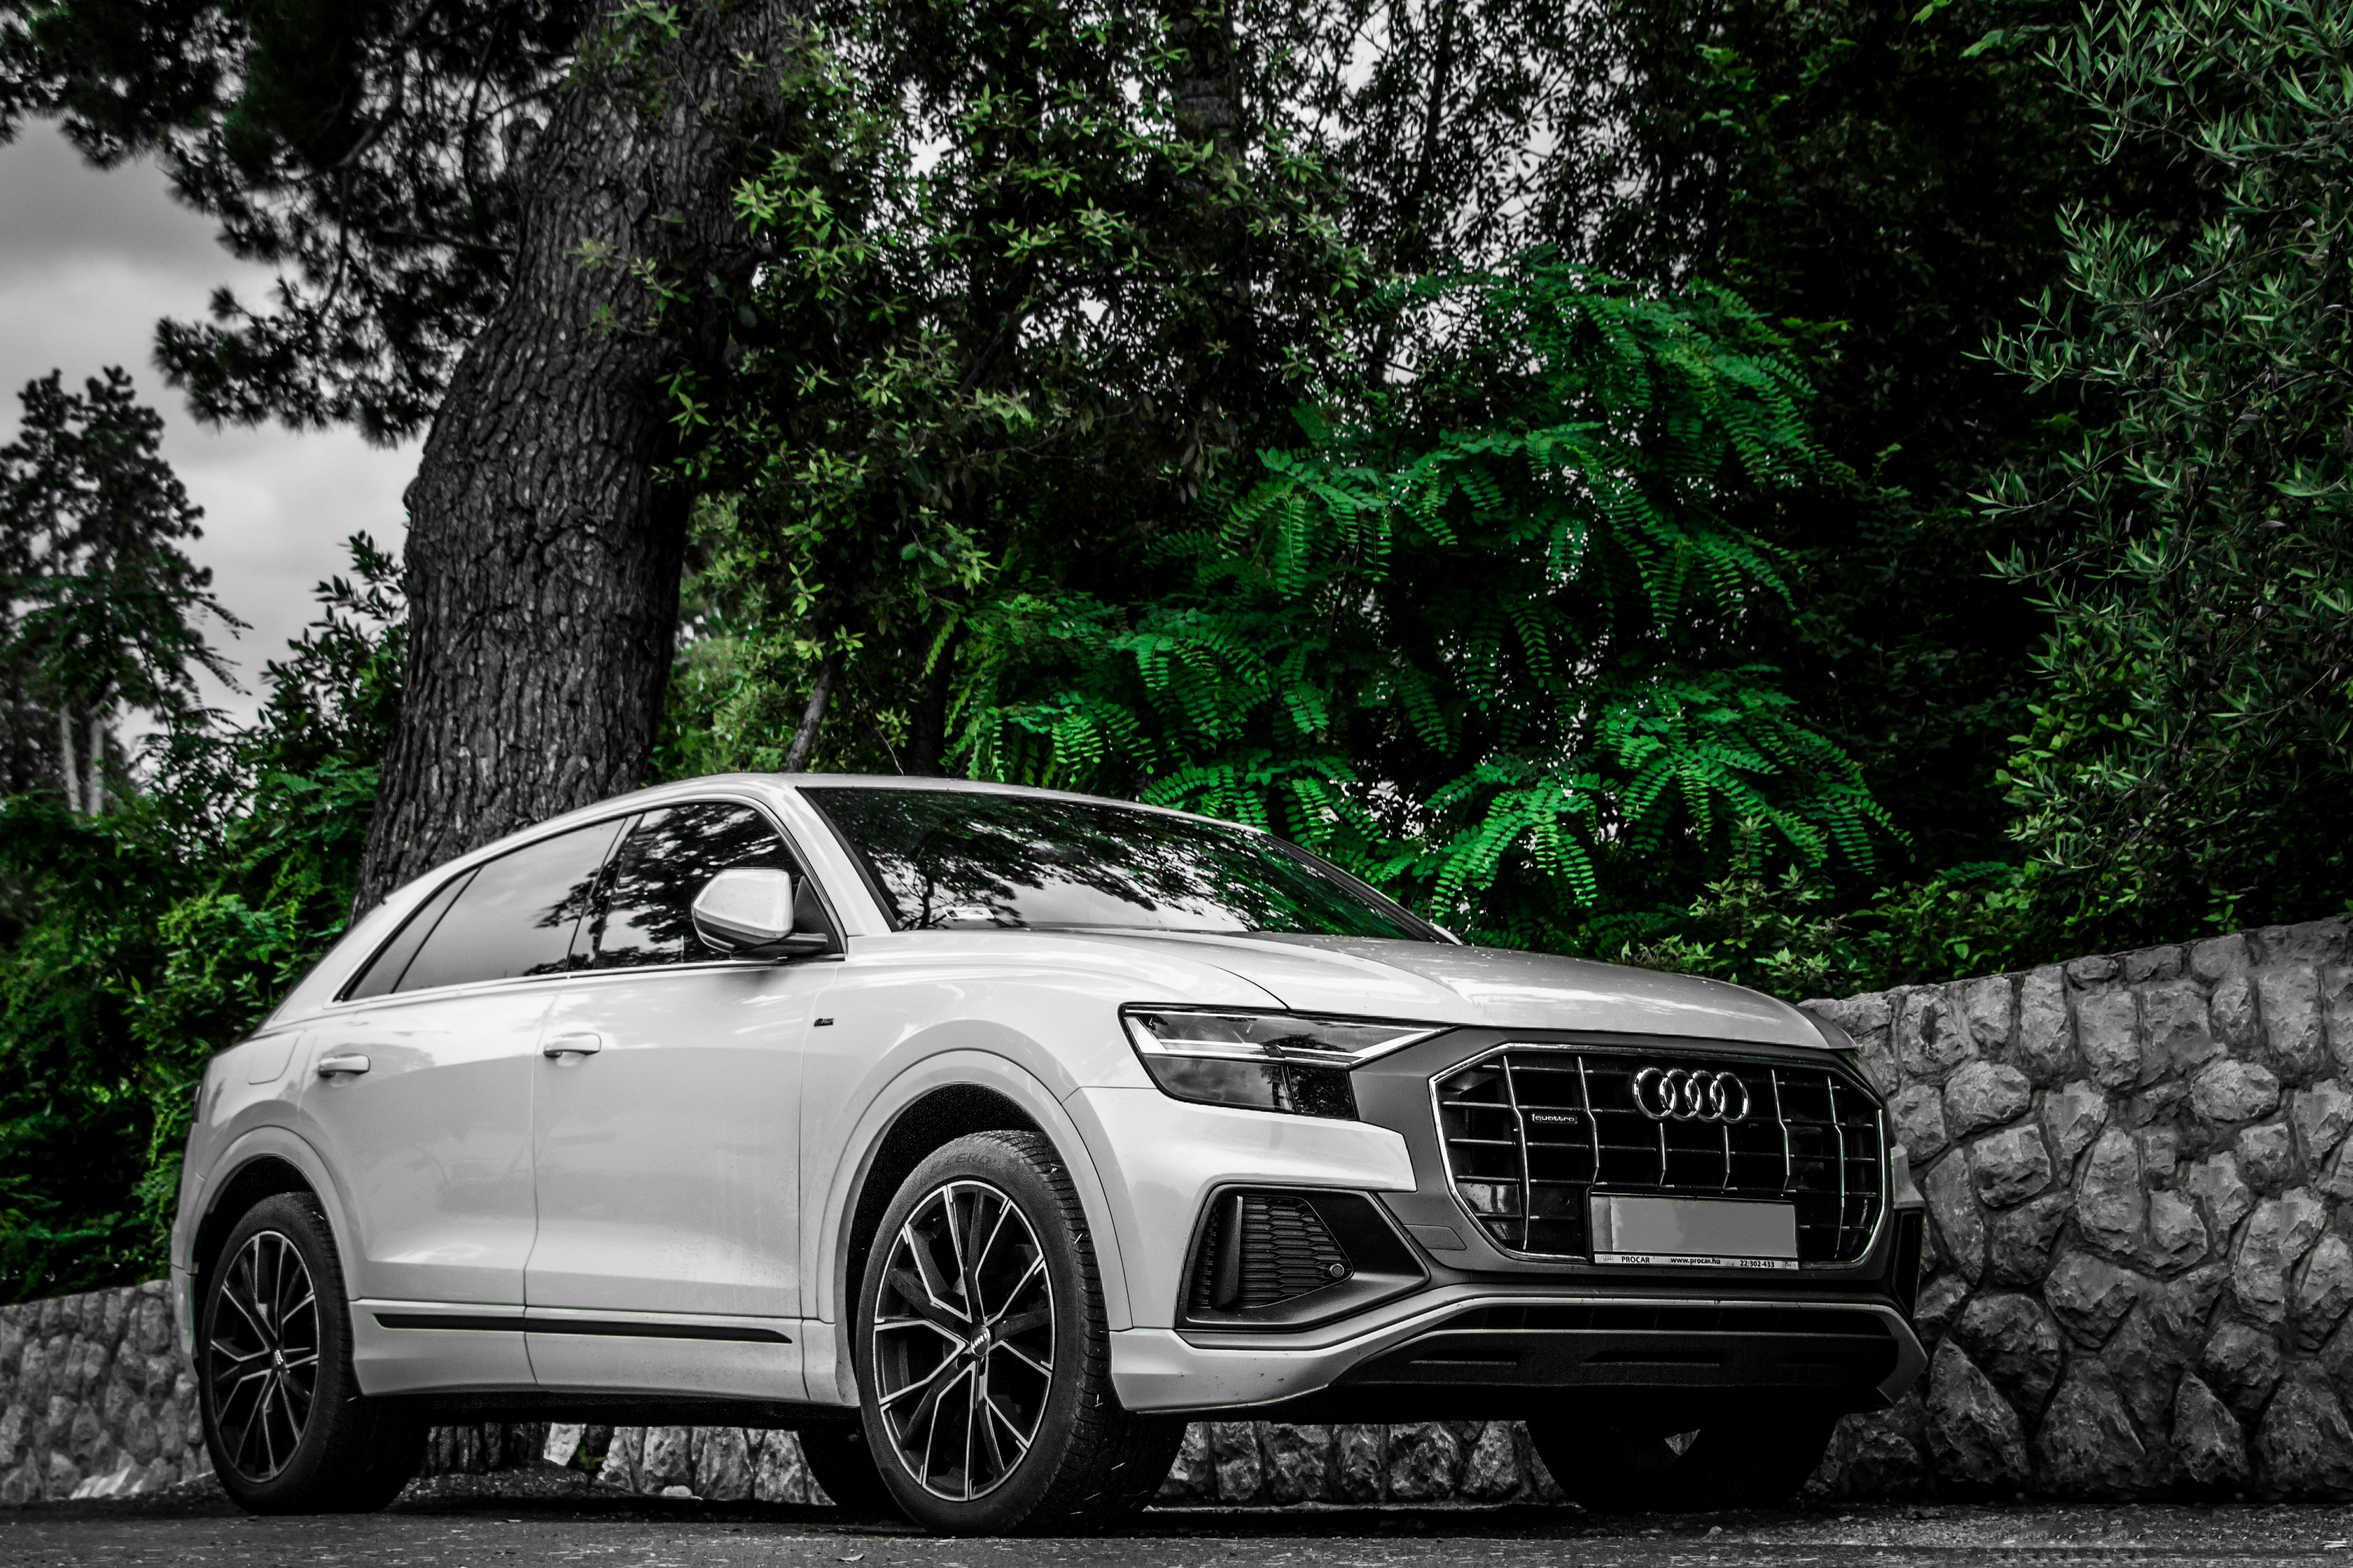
[344,869,476,999]
[592,803,796,968]
[395,820,623,993]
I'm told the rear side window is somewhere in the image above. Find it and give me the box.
[591,803,797,968]
[347,819,623,996]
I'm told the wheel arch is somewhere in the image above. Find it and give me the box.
[816,1052,1133,1405]
[187,1128,354,1300]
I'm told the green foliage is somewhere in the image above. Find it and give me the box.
[0,541,400,1300]
[1988,0,2353,941]
[656,0,1360,777]
[957,259,1894,947]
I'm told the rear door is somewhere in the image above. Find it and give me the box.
[524,801,828,1399]
[298,817,623,1392]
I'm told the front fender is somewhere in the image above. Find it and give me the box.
[807,1049,1132,1408]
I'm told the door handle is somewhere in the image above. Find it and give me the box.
[542,1032,604,1058]
[316,1053,371,1077]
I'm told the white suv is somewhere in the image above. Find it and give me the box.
[172,776,1927,1530]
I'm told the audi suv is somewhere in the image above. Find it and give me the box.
[171,776,1927,1530]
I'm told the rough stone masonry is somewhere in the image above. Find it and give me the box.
[13,917,2353,1506]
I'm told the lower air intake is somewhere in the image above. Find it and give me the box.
[1187,1191,1352,1315]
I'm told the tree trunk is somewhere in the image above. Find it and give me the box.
[353,2,804,911]
[780,649,843,773]
[55,705,77,813]
[904,627,961,776]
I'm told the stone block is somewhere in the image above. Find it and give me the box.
[1954,1292,2066,1416]
[1924,1339,2031,1496]
[2188,1152,2258,1232]
[1262,1424,1335,1504]
[2240,1123,2302,1192]
[2045,1252,2144,1344]
[1946,1061,2033,1140]
[1158,1424,1213,1503]
[1923,1153,1985,1281]
[2069,955,2121,984]
[2171,1374,2250,1494]
[2141,979,2219,1077]
[0,1462,37,1507]
[1810,1394,1929,1502]
[2296,1081,2353,1162]
[2256,1370,2353,1499]
[1456,1423,1521,1501]
[2103,1302,2195,1436]
[2324,965,2353,1077]
[1915,1272,1972,1345]
[2149,1189,2211,1267]
[2044,1080,2109,1168]
[128,1297,170,1357]
[2213,974,2260,1053]
[691,1427,752,1501]
[752,1431,815,1506]
[638,1426,692,1491]
[1384,1422,1460,1500]
[2076,990,2142,1091]
[1962,976,2014,1053]
[2235,1189,2330,1322]
[2260,966,2329,1080]
[1971,1124,2055,1209]
[1335,1425,1383,1501]
[1989,1194,2074,1285]
[2298,1235,2353,1346]
[1209,1420,1263,1501]
[2016,968,2076,1084]
[1898,987,1974,1081]
[2193,1060,2282,1125]
[2076,1127,2145,1254]
[1891,1085,1949,1162]
[2034,1366,2149,1498]
[43,1451,79,1500]
[1810,991,1897,1094]
[2126,945,2184,984]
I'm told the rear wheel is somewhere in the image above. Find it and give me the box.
[854,1130,1183,1534]
[199,1192,424,1513]
[1529,1402,1835,1513]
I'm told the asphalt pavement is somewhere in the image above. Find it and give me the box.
[4,1473,2350,1566]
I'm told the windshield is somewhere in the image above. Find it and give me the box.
[803,787,1439,941]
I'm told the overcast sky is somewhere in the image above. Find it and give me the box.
[1,121,419,727]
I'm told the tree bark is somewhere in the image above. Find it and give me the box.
[903,628,961,777]
[353,2,803,910]
[780,649,843,773]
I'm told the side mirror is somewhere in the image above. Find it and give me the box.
[691,868,833,958]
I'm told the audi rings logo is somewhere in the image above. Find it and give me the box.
[1631,1066,1751,1123]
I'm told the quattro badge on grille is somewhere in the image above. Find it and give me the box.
[1631,1066,1751,1123]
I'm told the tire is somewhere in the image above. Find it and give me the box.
[798,1423,900,1518]
[1529,1402,1836,1514]
[853,1130,1184,1534]
[198,1192,425,1514]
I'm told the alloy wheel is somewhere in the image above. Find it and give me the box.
[206,1230,321,1482]
[870,1178,1055,1501]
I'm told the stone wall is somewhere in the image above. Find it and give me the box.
[1802,916,2353,1501]
[15,916,2353,1507]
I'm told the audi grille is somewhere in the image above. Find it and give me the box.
[1432,1047,1885,1263]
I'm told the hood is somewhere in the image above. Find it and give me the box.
[1063,930,1832,1049]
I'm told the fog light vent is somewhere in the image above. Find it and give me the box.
[1187,1191,1352,1315]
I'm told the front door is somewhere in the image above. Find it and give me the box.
[299,815,622,1392]
[524,801,825,1399]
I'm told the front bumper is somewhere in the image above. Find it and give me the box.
[1110,1282,1926,1416]
[1085,1025,1927,1420]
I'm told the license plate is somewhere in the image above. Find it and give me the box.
[1589,1194,1799,1270]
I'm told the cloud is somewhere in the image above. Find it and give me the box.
[0,121,417,727]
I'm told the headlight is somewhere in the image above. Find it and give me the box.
[1120,1006,1444,1120]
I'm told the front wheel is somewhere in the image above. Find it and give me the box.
[198,1192,424,1513]
[1529,1402,1836,1513]
[855,1130,1182,1534]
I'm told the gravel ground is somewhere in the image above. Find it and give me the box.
[5,1473,2353,1567]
